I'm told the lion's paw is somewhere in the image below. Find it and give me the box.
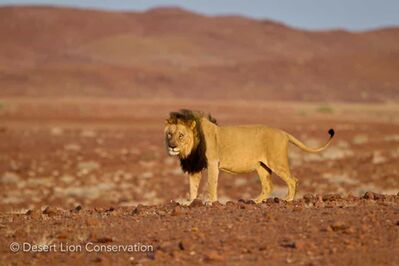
[175,198,193,206]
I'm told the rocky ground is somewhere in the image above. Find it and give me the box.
[1,194,398,265]
[0,98,398,265]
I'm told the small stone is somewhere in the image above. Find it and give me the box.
[96,237,113,243]
[86,217,99,226]
[295,240,306,249]
[281,240,296,249]
[74,205,82,212]
[189,199,203,207]
[322,194,342,201]
[64,143,81,152]
[139,171,154,179]
[363,191,375,200]
[211,201,224,208]
[225,201,236,206]
[157,210,166,216]
[330,221,349,232]
[81,130,97,138]
[363,192,385,200]
[92,256,102,263]
[42,206,57,217]
[146,252,156,260]
[78,161,100,172]
[204,251,224,262]
[178,241,187,250]
[303,193,315,203]
[50,127,64,136]
[344,226,356,234]
[1,172,20,184]
[132,204,144,215]
[171,206,183,216]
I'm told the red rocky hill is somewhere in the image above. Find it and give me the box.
[0,6,398,102]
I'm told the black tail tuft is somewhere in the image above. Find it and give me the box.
[328,128,335,138]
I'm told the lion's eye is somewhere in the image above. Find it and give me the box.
[179,133,184,139]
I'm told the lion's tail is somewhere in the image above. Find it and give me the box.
[288,129,335,153]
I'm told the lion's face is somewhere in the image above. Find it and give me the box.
[164,121,196,158]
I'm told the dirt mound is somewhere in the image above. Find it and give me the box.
[0,6,398,101]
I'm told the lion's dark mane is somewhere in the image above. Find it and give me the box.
[168,109,217,174]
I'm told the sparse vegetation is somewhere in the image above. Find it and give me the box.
[316,104,334,114]
[297,109,307,117]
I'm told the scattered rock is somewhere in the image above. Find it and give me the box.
[171,206,184,216]
[92,256,102,263]
[372,151,387,164]
[303,193,315,204]
[281,239,296,249]
[95,237,113,243]
[190,199,204,207]
[353,135,368,145]
[86,217,99,226]
[81,130,97,138]
[64,143,81,152]
[204,251,224,262]
[78,161,100,172]
[178,240,192,251]
[330,221,349,232]
[50,127,64,136]
[1,172,20,184]
[322,194,342,201]
[132,204,144,215]
[225,201,236,206]
[139,171,154,179]
[363,191,385,200]
[42,206,57,217]
[60,174,75,184]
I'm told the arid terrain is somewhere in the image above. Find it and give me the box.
[0,6,399,102]
[0,5,399,266]
[0,98,398,265]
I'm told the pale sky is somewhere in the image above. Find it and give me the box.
[0,0,398,31]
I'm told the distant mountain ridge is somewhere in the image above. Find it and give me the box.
[0,5,398,102]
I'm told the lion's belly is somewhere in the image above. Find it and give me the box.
[219,150,259,173]
[217,126,273,173]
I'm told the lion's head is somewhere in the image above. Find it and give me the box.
[164,109,217,174]
[164,118,197,158]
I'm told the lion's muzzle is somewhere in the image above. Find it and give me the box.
[168,146,180,156]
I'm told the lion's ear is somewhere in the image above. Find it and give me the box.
[190,120,196,129]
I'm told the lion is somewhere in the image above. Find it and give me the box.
[164,109,334,203]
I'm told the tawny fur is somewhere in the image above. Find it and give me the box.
[165,110,334,203]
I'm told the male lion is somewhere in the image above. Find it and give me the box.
[164,109,334,203]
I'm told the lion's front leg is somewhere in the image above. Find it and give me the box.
[189,172,202,201]
[206,161,219,203]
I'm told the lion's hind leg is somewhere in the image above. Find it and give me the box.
[274,167,297,201]
[253,162,273,203]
